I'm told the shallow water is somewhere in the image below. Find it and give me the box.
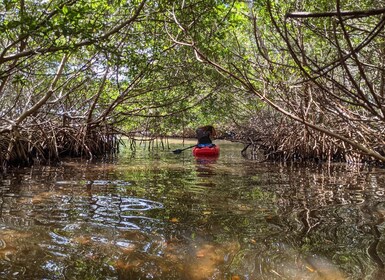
[1,139,385,279]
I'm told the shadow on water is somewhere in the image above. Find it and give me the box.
[0,140,385,279]
[195,155,218,180]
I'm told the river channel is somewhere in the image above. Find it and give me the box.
[0,139,385,279]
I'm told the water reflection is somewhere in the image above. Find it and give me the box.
[195,155,218,177]
[0,142,385,279]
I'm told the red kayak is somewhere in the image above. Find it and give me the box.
[192,145,220,157]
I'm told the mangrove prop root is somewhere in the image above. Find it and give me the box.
[0,124,120,172]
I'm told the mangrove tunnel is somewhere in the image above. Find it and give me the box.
[0,0,385,172]
[2,1,385,279]
[1,1,385,170]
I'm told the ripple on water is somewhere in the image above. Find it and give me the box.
[102,197,163,211]
[90,196,163,230]
[86,180,132,186]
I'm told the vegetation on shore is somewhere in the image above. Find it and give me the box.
[1,0,385,171]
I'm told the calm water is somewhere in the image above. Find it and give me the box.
[0,139,385,279]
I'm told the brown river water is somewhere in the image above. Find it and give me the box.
[0,139,385,279]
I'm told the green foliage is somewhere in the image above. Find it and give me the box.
[0,0,265,140]
[2,0,383,164]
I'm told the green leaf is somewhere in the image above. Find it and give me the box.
[62,5,69,15]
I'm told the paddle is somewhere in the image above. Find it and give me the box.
[172,145,196,154]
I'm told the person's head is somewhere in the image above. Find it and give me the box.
[199,125,216,137]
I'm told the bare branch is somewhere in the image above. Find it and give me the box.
[286,8,385,19]
[15,53,69,126]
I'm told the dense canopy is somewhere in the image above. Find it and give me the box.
[1,0,385,171]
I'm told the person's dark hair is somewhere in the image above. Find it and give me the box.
[199,125,216,136]
[196,125,216,144]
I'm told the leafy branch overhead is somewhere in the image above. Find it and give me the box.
[1,0,385,170]
[166,0,385,163]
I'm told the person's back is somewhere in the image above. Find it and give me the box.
[196,126,216,145]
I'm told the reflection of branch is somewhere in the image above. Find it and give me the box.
[368,225,384,269]
[361,202,385,269]
[300,208,320,234]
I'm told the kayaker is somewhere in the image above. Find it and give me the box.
[196,125,216,146]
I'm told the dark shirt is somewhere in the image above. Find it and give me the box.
[196,128,212,144]
[198,135,212,144]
